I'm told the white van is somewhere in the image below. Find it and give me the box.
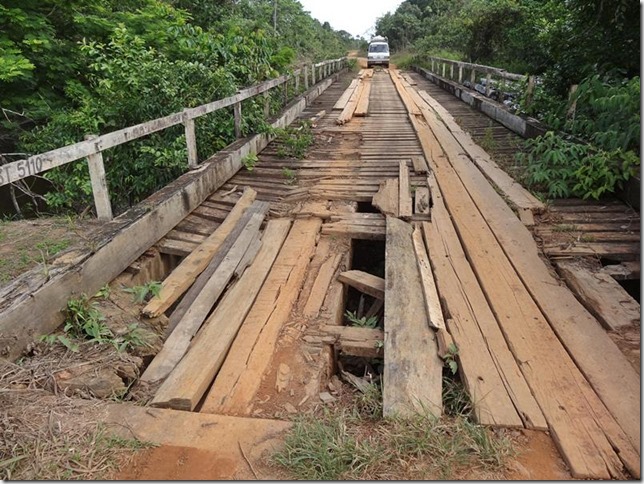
[367,35,390,68]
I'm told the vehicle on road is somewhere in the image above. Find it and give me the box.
[367,35,389,68]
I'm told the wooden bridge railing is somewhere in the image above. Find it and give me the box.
[420,55,534,101]
[0,57,347,220]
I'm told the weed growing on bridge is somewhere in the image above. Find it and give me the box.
[242,153,259,171]
[281,167,297,185]
[123,281,162,304]
[273,381,512,480]
[276,122,314,159]
[345,310,379,329]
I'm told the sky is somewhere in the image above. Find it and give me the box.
[297,0,404,38]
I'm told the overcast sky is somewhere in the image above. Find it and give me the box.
[298,0,404,38]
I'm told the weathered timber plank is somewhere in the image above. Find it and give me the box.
[415,96,639,476]
[333,79,359,110]
[200,217,322,415]
[556,261,640,331]
[337,79,364,125]
[423,176,544,429]
[543,243,640,261]
[303,253,343,319]
[320,324,384,358]
[141,208,266,384]
[398,160,413,219]
[143,188,257,318]
[150,219,291,410]
[383,217,442,418]
[414,186,430,215]
[415,78,641,462]
[600,262,641,281]
[338,270,385,300]
[321,223,385,240]
[372,179,399,217]
[157,238,198,257]
[354,78,372,117]
[411,226,446,331]
[411,155,429,174]
[417,90,543,213]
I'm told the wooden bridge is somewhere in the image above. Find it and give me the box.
[0,59,640,479]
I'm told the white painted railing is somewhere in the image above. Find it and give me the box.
[1,57,347,220]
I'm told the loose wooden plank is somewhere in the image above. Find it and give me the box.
[166,201,269,333]
[411,155,429,174]
[422,177,544,429]
[150,219,291,410]
[413,97,639,476]
[556,261,640,331]
[398,161,412,219]
[333,79,359,110]
[143,188,256,318]
[141,208,266,385]
[411,226,445,331]
[303,253,343,319]
[412,78,641,463]
[371,178,399,217]
[337,80,364,125]
[414,186,430,215]
[383,217,442,418]
[338,270,385,300]
[543,242,640,261]
[201,217,322,415]
[354,78,372,117]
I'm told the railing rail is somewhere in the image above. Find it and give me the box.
[0,57,346,219]
[420,55,533,100]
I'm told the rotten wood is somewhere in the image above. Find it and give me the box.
[372,178,399,217]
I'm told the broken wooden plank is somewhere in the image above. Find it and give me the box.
[556,260,640,331]
[371,178,399,217]
[143,188,256,318]
[141,207,266,385]
[411,155,429,174]
[411,225,445,331]
[338,270,385,300]
[414,186,430,215]
[303,253,343,319]
[201,217,322,415]
[383,217,442,418]
[600,261,641,281]
[320,324,384,358]
[150,219,291,411]
[398,161,413,219]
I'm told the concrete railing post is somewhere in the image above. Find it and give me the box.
[84,134,113,221]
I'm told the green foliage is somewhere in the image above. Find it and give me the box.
[241,153,258,171]
[344,310,379,329]
[517,131,639,200]
[443,342,459,375]
[275,122,313,159]
[63,294,113,343]
[122,281,162,304]
[2,0,352,217]
[281,167,297,185]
